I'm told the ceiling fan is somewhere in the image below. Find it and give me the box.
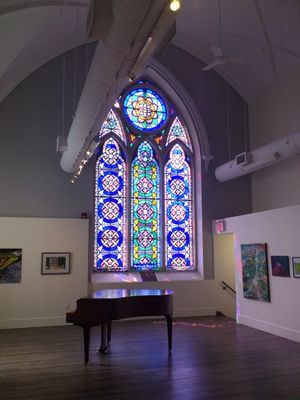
[202,1,242,71]
[202,45,242,71]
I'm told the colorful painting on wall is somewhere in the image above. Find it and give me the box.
[292,257,300,278]
[241,243,270,302]
[271,256,290,277]
[0,249,22,283]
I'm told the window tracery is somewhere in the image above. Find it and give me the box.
[94,82,197,272]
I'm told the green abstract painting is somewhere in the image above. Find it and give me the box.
[241,243,270,302]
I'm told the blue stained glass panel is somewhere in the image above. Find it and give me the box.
[94,138,127,271]
[99,109,126,143]
[123,88,167,132]
[131,142,161,271]
[164,144,194,271]
[166,116,192,151]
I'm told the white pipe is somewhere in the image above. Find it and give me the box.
[215,131,300,182]
[60,0,174,173]
[60,0,152,173]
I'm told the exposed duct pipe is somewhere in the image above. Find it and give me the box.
[215,131,300,182]
[60,0,176,173]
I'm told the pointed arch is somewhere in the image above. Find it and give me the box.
[94,137,127,271]
[99,109,126,143]
[131,141,160,271]
[166,116,192,151]
[94,79,202,275]
[164,144,194,271]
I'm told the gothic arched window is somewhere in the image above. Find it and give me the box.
[94,81,197,272]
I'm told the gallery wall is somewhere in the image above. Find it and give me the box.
[249,66,300,211]
[0,43,252,223]
[0,43,252,319]
[0,217,88,329]
[222,204,300,343]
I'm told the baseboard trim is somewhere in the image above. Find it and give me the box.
[0,317,66,329]
[0,307,217,329]
[237,315,300,343]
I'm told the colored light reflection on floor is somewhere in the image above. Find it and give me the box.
[153,320,235,328]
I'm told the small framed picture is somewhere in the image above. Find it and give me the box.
[41,253,71,275]
[292,257,300,278]
[271,256,290,277]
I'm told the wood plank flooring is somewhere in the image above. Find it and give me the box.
[0,316,299,400]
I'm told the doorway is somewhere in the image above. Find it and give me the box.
[213,233,236,318]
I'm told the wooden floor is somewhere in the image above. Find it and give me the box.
[0,316,299,400]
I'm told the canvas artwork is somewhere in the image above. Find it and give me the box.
[0,249,22,283]
[271,256,290,277]
[292,257,300,278]
[241,243,270,302]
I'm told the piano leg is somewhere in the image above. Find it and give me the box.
[165,315,173,352]
[98,322,108,354]
[107,320,112,344]
[83,326,90,364]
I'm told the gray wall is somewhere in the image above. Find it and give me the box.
[0,43,251,277]
[0,45,95,218]
[157,45,252,222]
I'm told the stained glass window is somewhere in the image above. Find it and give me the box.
[99,109,126,143]
[165,144,194,271]
[123,87,167,132]
[94,82,197,273]
[166,116,192,150]
[131,142,160,271]
[94,138,127,271]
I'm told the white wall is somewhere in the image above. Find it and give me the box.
[0,217,89,329]
[222,205,300,343]
[90,279,217,318]
[0,217,218,328]
[249,67,300,211]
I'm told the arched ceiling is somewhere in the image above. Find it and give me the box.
[173,0,300,102]
[1,0,300,175]
[0,0,91,104]
[0,0,300,105]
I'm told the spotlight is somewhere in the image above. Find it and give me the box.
[170,0,180,12]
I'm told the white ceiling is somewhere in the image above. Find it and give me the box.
[0,0,300,104]
[0,0,90,104]
[173,0,300,101]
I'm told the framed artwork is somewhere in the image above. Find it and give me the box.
[292,257,300,278]
[0,249,22,283]
[271,256,290,277]
[241,243,270,302]
[41,252,71,275]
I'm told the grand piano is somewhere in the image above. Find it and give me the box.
[66,289,174,363]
